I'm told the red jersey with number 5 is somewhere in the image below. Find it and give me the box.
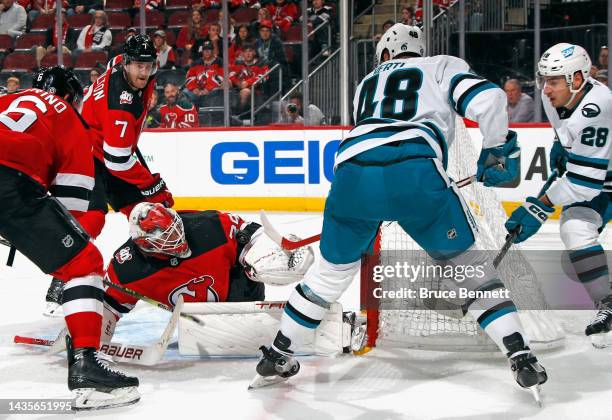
[0,89,95,218]
[103,211,253,317]
[81,61,157,189]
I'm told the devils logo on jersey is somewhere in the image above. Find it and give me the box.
[168,275,219,306]
[115,246,133,264]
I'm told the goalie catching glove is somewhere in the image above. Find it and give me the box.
[476,130,521,187]
[240,229,315,286]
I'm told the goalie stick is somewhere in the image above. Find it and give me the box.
[102,277,203,326]
[259,174,480,251]
[14,297,184,366]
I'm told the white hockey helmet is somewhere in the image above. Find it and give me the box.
[129,202,191,259]
[375,23,425,64]
[536,43,591,93]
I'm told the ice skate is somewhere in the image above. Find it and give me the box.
[43,278,64,317]
[248,345,300,390]
[66,336,140,410]
[504,333,548,406]
[586,296,612,348]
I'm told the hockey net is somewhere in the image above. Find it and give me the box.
[362,118,565,352]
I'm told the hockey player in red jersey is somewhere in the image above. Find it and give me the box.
[0,67,140,410]
[81,34,173,237]
[45,35,175,316]
[101,203,314,343]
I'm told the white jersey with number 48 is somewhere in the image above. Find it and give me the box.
[543,80,612,205]
[336,55,508,167]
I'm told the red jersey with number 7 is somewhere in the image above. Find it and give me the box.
[81,61,157,189]
[0,89,95,218]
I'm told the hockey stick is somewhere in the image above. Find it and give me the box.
[14,298,183,365]
[492,169,559,268]
[259,175,480,251]
[102,277,203,326]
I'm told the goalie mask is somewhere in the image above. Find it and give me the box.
[376,23,425,65]
[129,202,191,259]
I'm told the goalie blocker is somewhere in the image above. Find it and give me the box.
[101,206,316,349]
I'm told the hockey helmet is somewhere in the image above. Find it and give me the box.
[33,66,84,105]
[536,43,591,93]
[124,34,157,64]
[129,202,191,259]
[376,23,425,64]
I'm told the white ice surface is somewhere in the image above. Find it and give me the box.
[1,213,612,420]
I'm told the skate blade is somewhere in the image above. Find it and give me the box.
[42,302,63,318]
[248,373,289,390]
[72,387,140,411]
[529,385,543,407]
[591,332,612,349]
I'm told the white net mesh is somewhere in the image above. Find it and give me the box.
[370,118,565,352]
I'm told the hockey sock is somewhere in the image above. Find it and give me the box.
[275,283,330,354]
[62,274,104,349]
[465,278,528,355]
[569,245,610,303]
[78,210,106,239]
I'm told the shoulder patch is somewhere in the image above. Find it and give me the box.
[582,103,601,118]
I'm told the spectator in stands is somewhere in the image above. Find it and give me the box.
[6,75,19,93]
[373,19,394,41]
[67,0,102,16]
[133,0,159,11]
[35,9,77,68]
[400,6,415,25]
[29,0,68,22]
[191,21,223,62]
[0,0,27,38]
[88,67,100,87]
[159,83,199,128]
[250,7,277,35]
[145,89,161,128]
[218,10,236,42]
[229,24,255,64]
[302,0,333,55]
[595,69,608,86]
[504,78,534,123]
[256,19,287,70]
[184,40,224,107]
[279,92,326,125]
[590,65,599,78]
[153,30,176,70]
[598,45,608,70]
[266,0,298,34]
[177,9,206,60]
[76,10,111,52]
[230,43,269,112]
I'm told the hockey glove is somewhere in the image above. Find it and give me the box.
[140,173,174,207]
[504,196,554,243]
[549,140,568,176]
[476,130,521,187]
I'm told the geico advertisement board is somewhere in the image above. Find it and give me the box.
[139,126,557,211]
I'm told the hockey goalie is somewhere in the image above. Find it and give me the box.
[99,203,319,353]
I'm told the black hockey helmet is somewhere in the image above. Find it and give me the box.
[33,66,84,104]
[124,34,157,64]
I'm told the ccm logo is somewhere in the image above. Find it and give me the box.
[100,344,144,360]
[528,204,548,221]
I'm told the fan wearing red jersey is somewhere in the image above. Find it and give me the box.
[101,203,314,344]
[81,34,174,239]
[158,83,199,129]
[229,44,269,112]
[0,66,140,410]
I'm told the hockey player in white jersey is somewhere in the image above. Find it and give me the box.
[505,43,612,344]
[251,23,547,400]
